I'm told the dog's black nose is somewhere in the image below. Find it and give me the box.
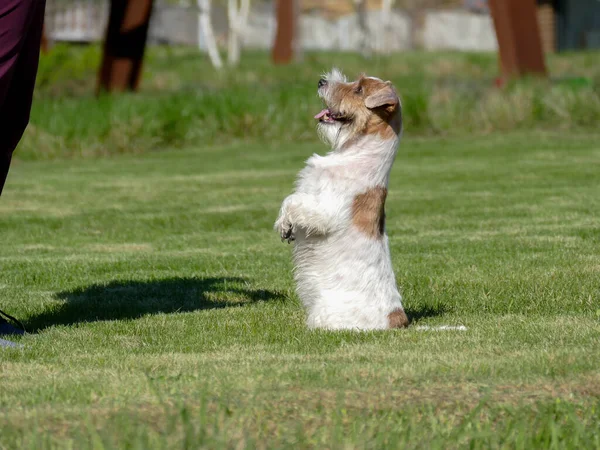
[318,78,327,89]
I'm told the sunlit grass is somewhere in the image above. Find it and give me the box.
[1,130,599,447]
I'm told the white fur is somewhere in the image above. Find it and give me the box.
[275,70,405,330]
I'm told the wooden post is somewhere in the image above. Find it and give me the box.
[272,0,297,65]
[97,0,154,94]
[489,0,547,80]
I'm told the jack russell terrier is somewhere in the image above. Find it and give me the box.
[275,69,409,330]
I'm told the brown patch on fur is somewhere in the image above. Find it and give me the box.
[352,187,387,238]
[388,309,410,328]
[364,110,402,140]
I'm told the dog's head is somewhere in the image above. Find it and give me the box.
[315,69,402,150]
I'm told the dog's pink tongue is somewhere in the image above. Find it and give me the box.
[314,109,329,120]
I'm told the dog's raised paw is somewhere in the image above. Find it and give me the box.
[281,225,295,243]
[275,216,295,243]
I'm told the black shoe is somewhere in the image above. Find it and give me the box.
[0,310,25,349]
[0,309,25,336]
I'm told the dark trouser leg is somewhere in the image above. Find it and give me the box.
[0,0,46,195]
[0,0,45,339]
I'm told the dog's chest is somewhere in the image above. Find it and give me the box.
[296,156,369,197]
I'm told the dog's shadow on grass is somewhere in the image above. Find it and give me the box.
[27,277,283,332]
[405,304,449,324]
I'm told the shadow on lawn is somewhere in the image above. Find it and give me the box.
[27,277,283,332]
[405,304,449,324]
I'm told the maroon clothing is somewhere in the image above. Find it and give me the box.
[0,0,45,195]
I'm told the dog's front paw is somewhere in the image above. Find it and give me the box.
[275,216,295,243]
[282,225,295,243]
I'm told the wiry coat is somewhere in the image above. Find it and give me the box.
[275,69,409,330]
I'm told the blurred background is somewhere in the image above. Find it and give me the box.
[43,0,600,54]
[21,0,600,160]
[4,3,600,445]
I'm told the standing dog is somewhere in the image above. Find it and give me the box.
[275,69,409,330]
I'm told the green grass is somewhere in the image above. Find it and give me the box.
[18,46,600,160]
[1,129,600,448]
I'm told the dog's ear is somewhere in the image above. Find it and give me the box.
[364,83,399,111]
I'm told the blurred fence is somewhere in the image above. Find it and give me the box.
[44,0,499,52]
[45,0,108,42]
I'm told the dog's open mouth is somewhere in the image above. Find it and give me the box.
[314,108,344,123]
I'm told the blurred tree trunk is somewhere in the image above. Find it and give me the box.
[227,0,251,66]
[97,0,154,94]
[272,0,297,64]
[198,0,223,69]
[489,0,546,80]
[41,23,49,54]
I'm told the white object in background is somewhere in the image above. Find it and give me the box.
[227,0,251,66]
[415,325,468,331]
[197,0,223,69]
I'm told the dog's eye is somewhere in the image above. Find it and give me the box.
[355,86,363,95]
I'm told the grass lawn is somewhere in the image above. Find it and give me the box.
[1,129,599,448]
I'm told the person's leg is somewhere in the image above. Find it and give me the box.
[0,0,45,195]
[0,0,45,341]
